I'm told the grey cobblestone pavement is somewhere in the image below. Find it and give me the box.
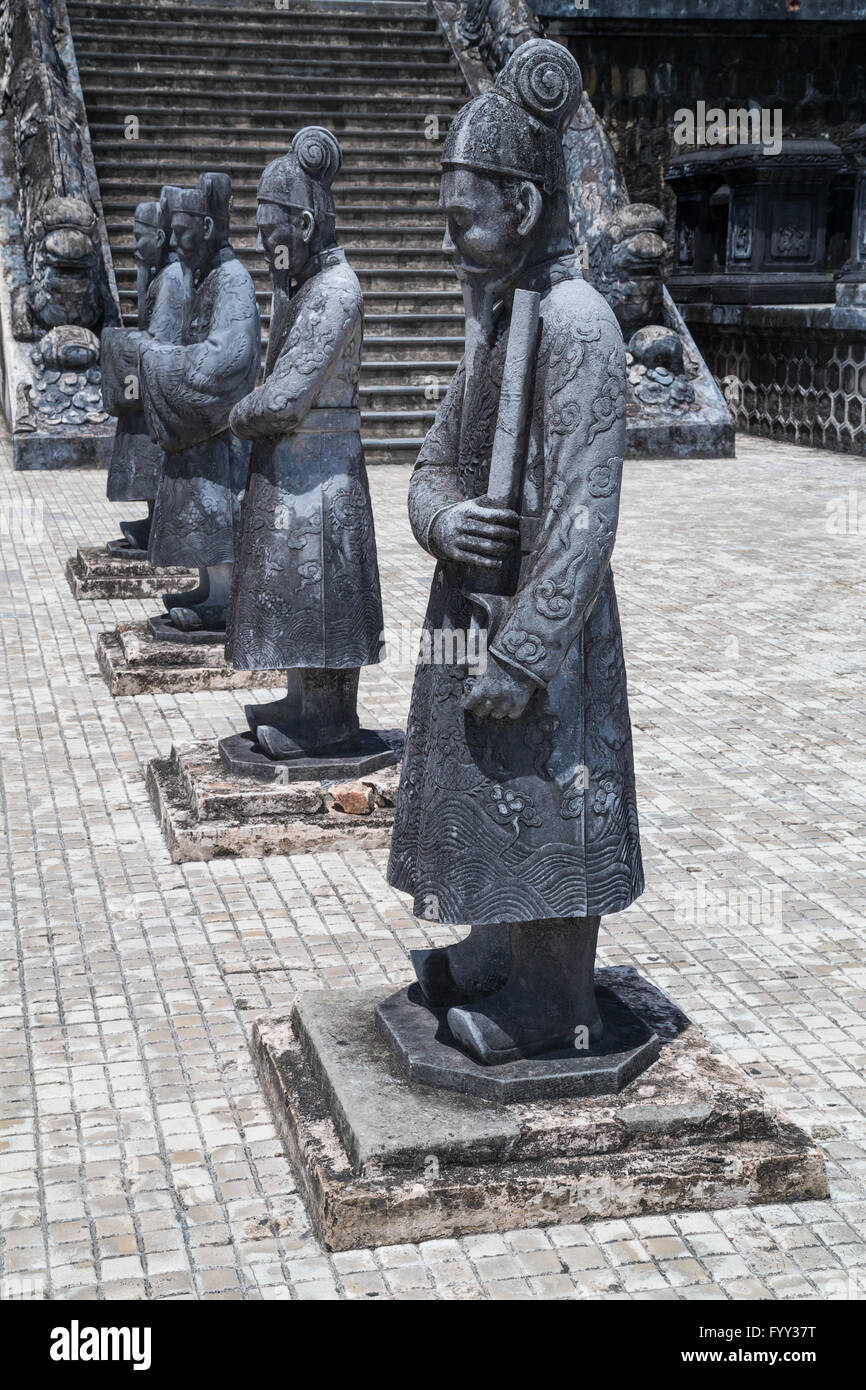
[1,424,865,1300]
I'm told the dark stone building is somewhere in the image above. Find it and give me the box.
[533,0,866,452]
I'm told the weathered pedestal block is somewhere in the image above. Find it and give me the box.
[146,737,402,862]
[252,969,828,1252]
[95,620,281,697]
[65,545,197,601]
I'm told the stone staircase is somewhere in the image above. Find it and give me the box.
[66,0,468,462]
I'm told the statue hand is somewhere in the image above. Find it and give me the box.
[430,498,519,568]
[462,653,537,720]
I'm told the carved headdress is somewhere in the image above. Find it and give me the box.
[257,127,342,236]
[161,173,232,241]
[134,200,161,229]
[442,38,582,196]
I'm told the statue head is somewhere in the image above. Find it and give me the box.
[133,200,166,275]
[164,173,232,278]
[440,39,582,295]
[256,127,342,281]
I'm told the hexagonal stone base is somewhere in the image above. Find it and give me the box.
[374,982,660,1102]
[219,730,398,784]
[251,968,828,1250]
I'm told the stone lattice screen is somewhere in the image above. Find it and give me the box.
[692,322,866,453]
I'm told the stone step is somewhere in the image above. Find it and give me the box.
[91,134,450,158]
[108,218,446,243]
[112,246,450,278]
[364,336,464,361]
[93,150,447,179]
[74,43,456,73]
[89,128,453,152]
[100,186,442,209]
[67,1,439,33]
[362,439,423,463]
[359,383,451,411]
[87,108,454,132]
[104,205,442,232]
[77,68,465,99]
[73,28,445,58]
[361,408,436,439]
[356,359,460,380]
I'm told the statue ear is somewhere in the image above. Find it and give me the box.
[517,181,543,238]
[301,210,315,244]
[154,228,165,248]
[202,215,215,242]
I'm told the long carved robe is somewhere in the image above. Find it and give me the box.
[141,248,260,568]
[105,260,184,503]
[387,255,643,927]
[226,246,384,670]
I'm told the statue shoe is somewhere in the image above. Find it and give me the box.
[255,724,362,762]
[446,991,603,1066]
[245,693,301,738]
[120,517,151,550]
[162,580,209,611]
[167,604,227,633]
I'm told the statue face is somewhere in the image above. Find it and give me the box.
[257,201,314,279]
[170,211,213,274]
[439,169,542,288]
[133,220,163,269]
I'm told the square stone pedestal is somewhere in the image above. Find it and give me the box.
[252,969,828,1251]
[146,738,401,862]
[65,545,197,600]
[95,620,282,696]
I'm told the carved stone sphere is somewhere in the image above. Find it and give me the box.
[628,325,685,377]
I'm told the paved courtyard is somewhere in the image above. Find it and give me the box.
[1,425,865,1301]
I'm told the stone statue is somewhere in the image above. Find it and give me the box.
[102,194,183,557]
[136,173,260,631]
[227,128,386,761]
[386,40,644,1065]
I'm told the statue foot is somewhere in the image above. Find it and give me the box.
[447,986,603,1066]
[167,604,227,633]
[255,722,358,761]
[255,725,308,761]
[120,516,151,550]
[163,581,208,611]
[411,924,509,1007]
[245,693,300,738]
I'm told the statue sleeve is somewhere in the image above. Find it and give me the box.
[489,310,627,688]
[229,282,358,440]
[142,262,184,344]
[138,266,260,453]
[407,359,466,553]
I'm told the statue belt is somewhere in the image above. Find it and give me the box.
[294,406,361,434]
